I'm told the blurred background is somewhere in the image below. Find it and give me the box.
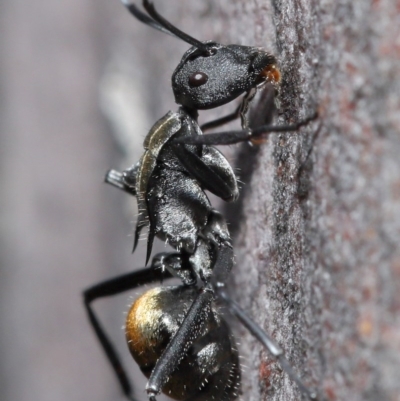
[0,1,254,400]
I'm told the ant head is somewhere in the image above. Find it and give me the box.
[121,0,280,109]
[172,43,280,110]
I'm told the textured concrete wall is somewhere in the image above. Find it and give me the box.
[227,1,400,401]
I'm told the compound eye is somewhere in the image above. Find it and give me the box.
[188,72,208,87]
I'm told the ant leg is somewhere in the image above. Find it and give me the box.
[105,166,155,258]
[200,103,241,132]
[83,255,180,400]
[105,163,139,196]
[144,242,233,399]
[145,286,215,400]
[171,144,238,201]
[200,84,270,132]
[172,112,318,147]
[216,288,317,400]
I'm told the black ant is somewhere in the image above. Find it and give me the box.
[83,1,317,400]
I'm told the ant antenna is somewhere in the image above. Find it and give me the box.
[120,0,175,38]
[120,0,210,54]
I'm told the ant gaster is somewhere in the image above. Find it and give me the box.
[83,1,317,401]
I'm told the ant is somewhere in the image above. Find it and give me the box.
[83,1,317,400]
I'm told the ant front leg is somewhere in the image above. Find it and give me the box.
[200,102,241,132]
[172,111,318,147]
[200,85,275,132]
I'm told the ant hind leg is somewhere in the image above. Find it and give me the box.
[216,288,318,400]
[83,255,180,400]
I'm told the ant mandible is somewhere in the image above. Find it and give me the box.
[83,1,317,400]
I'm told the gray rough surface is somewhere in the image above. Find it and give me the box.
[0,1,399,401]
[227,1,400,401]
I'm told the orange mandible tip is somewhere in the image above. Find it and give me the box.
[260,64,281,85]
